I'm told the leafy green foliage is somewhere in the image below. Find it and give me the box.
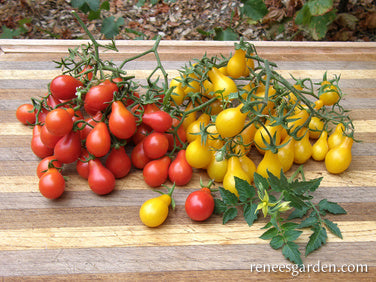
[213,168,346,265]
[240,0,269,21]
[70,0,124,39]
[295,0,336,40]
[0,18,31,39]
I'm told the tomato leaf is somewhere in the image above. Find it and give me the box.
[282,241,303,265]
[235,176,255,202]
[324,219,343,239]
[260,227,278,240]
[288,205,310,219]
[270,235,284,250]
[213,199,227,214]
[243,202,259,226]
[318,199,347,214]
[240,0,269,21]
[223,207,238,224]
[219,187,239,206]
[253,172,269,192]
[284,229,303,242]
[268,169,288,192]
[298,216,318,229]
[305,226,327,256]
[290,177,323,194]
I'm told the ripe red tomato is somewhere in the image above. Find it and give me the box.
[168,150,192,186]
[16,104,36,125]
[84,84,115,116]
[86,122,111,158]
[79,111,102,140]
[185,187,215,221]
[132,123,151,145]
[143,132,169,159]
[40,124,63,149]
[88,159,115,195]
[54,131,82,164]
[39,168,65,199]
[105,147,132,178]
[142,110,173,133]
[131,139,151,169]
[108,101,137,140]
[45,108,73,137]
[36,156,63,178]
[76,149,90,179]
[50,75,83,100]
[31,125,54,158]
[142,156,171,187]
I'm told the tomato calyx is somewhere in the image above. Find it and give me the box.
[155,183,176,210]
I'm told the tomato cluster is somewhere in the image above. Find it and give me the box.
[16,37,355,227]
[16,69,194,200]
[169,39,355,198]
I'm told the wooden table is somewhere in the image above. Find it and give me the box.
[0,40,375,280]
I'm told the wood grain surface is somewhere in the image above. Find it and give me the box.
[1,39,375,281]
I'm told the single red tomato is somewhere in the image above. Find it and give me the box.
[105,146,132,179]
[16,104,35,125]
[39,168,65,199]
[84,84,115,116]
[36,156,63,178]
[132,123,151,145]
[143,132,169,160]
[76,149,90,179]
[40,124,63,149]
[54,131,82,164]
[86,122,111,158]
[168,150,192,186]
[108,100,137,140]
[142,110,173,133]
[142,156,171,187]
[88,159,115,195]
[131,139,151,169]
[79,111,102,140]
[80,65,94,81]
[31,124,54,158]
[45,108,73,137]
[50,75,83,100]
[185,187,214,221]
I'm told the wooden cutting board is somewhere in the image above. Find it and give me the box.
[0,39,375,280]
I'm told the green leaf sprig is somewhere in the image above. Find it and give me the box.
[214,167,346,265]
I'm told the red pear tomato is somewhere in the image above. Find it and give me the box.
[45,108,73,137]
[143,132,169,160]
[105,147,132,178]
[88,159,115,195]
[16,104,36,125]
[39,168,65,199]
[108,100,137,140]
[31,125,54,158]
[50,75,83,100]
[168,150,192,186]
[54,131,82,164]
[131,139,151,169]
[36,156,63,178]
[142,110,173,133]
[143,156,171,187]
[86,122,111,158]
[76,149,90,179]
[185,187,214,221]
